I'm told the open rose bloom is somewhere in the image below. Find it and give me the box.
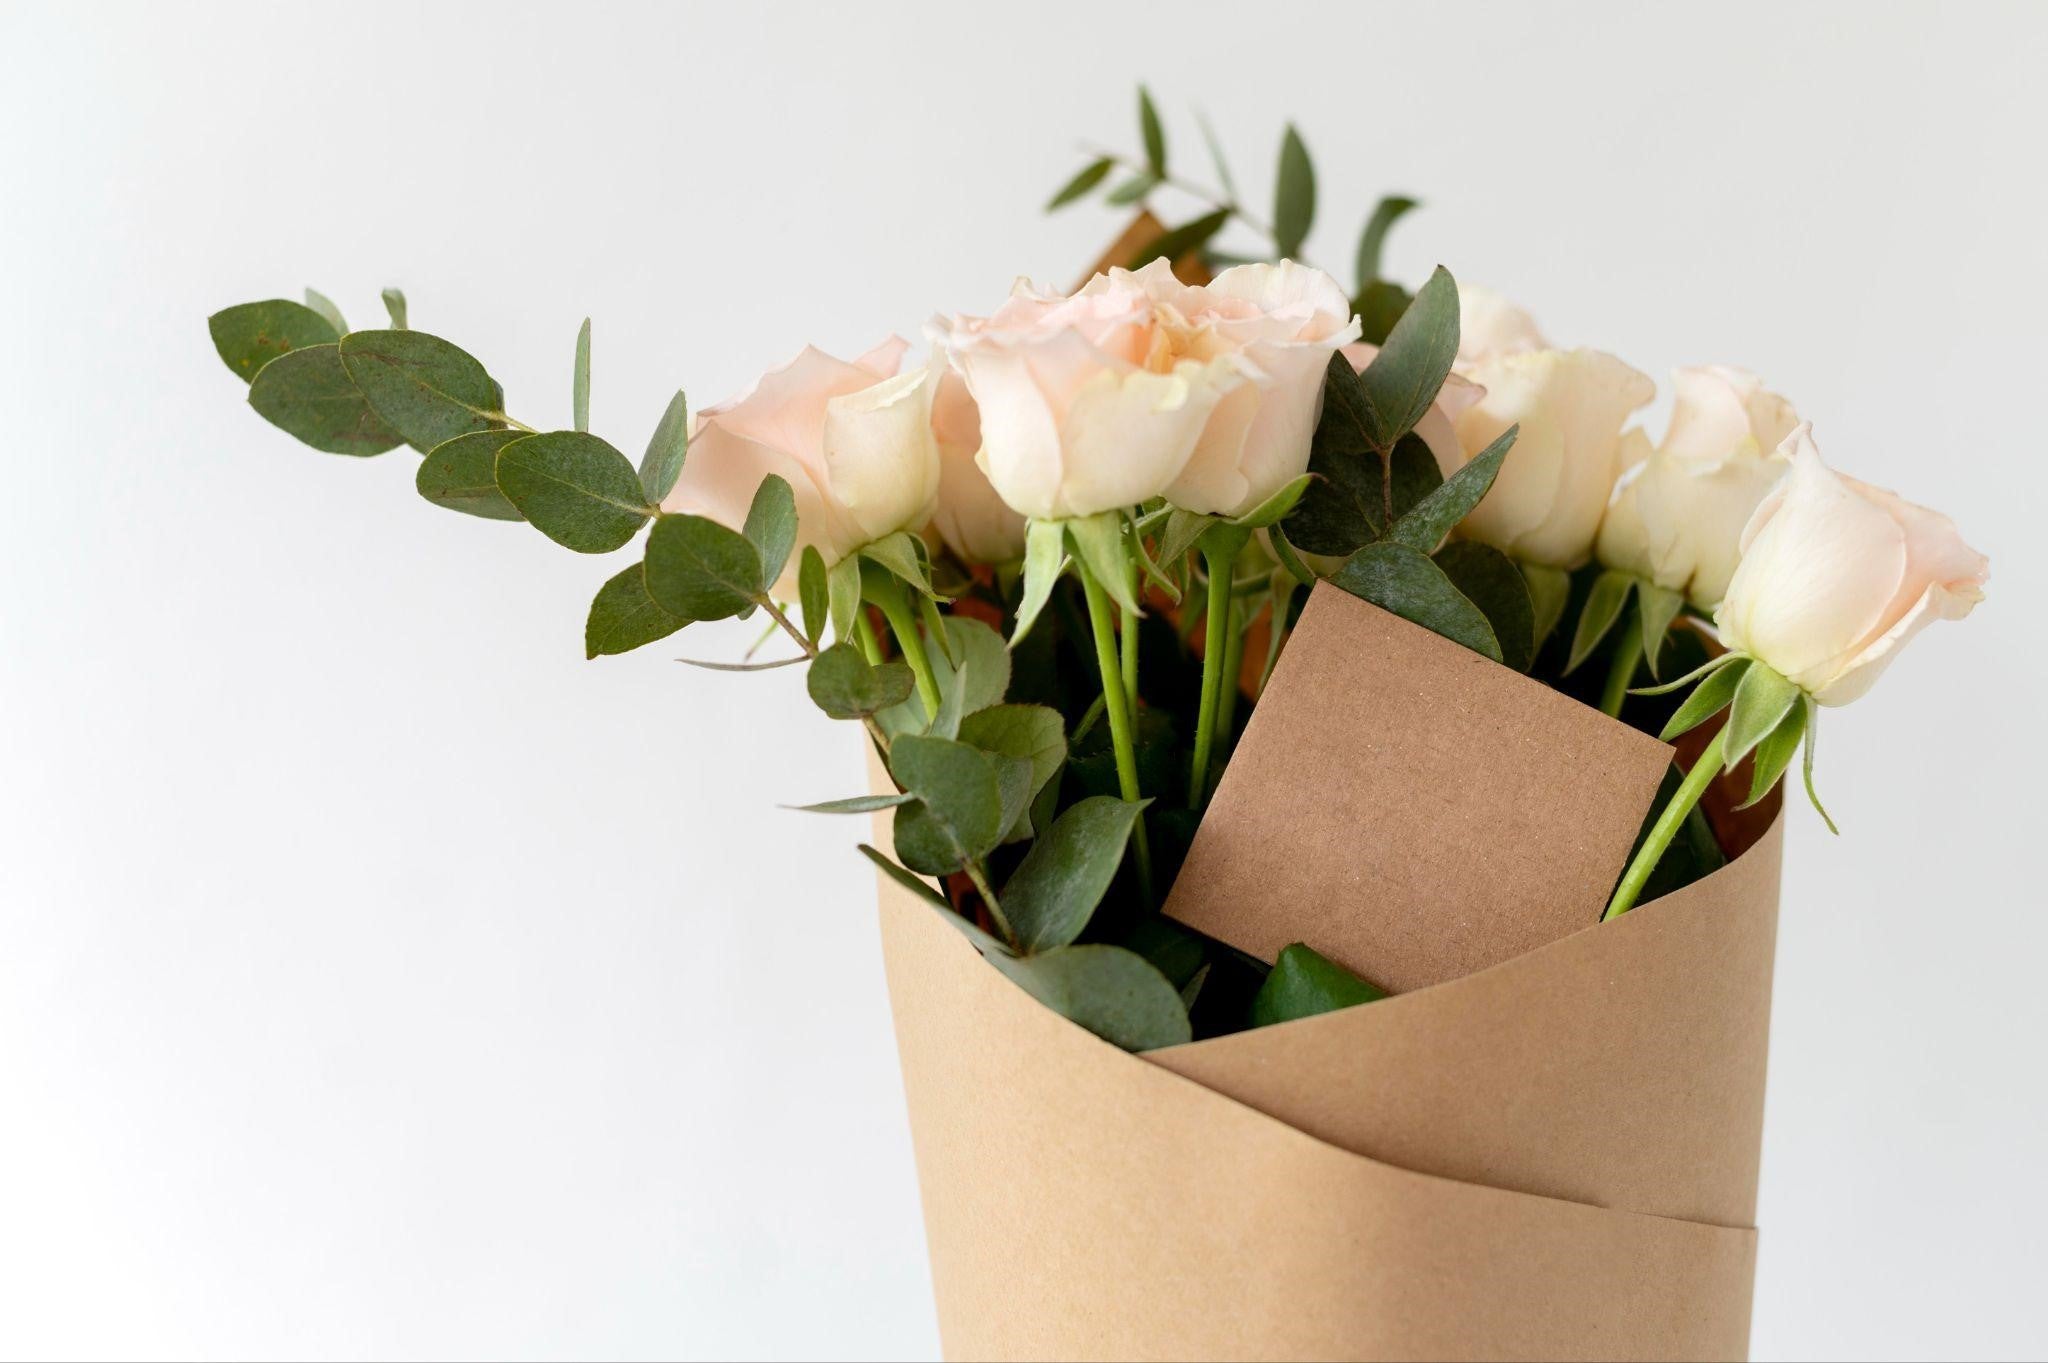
[934,259,1359,521]
[661,338,940,594]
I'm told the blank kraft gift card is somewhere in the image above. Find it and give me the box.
[1165,582,1673,993]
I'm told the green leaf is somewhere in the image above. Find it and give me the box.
[302,288,347,335]
[1636,582,1686,680]
[1283,353,1383,555]
[1355,265,1459,450]
[1386,424,1517,552]
[1137,85,1166,176]
[209,299,339,383]
[1273,123,1315,260]
[380,288,408,329]
[1104,173,1158,207]
[1660,656,1750,741]
[1568,569,1636,673]
[789,793,915,814]
[990,752,1034,844]
[1066,513,1141,617]
[859,530,936,598]
[493,431,651,553]
[675,654,805,672]
[956,704,1067,841]
[1432,540,1535,672]
[1231,473,1314,530]
[1354,280,1413,347]
[1353,195,1420,290]
[743,474,798,590]
[1001,796,1149,952]
[1047,156,1114,211]
[639,389,689,504]
[1011,519,1066,646]
[798,545,829,648]
[572,317,591,433]
[1800,695,1839,834]
[1332,541,1501,662]
[1386,434,1444,522]
[1741,700,1807,808]
[827,553,863,645]
[806,641,915,720]
[339,330,502,452]
[937,616,1010,715]
[645,512,764,618]
[1251,943,1387,1027]
[1722,661,1802,768]
[417,430,526,520]
[1195,108,1239,204]
[246,344,403,456]
[585,563,685,659]
[1157,508,1220,568]
[890,734,1006,872]
[1127,208,1231,272]
[1520,562,1571,649]
[993,945,1190,1051]
[856,843,954,913]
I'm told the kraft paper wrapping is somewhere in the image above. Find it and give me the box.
[867,587,1781,1361]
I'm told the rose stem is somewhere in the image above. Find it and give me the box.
[1120,543,1141,716]
[1076,553,1155,908]
[1600,613,1644,717]
[1188,544,1233,808]
[1213,590,1247,760]
[1604,726,1726,920]
[867,574,943,719]
[852,611,884,665]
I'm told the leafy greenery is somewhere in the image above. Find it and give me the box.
[340,329,504,452]
[209,300,339,382]
[247,344,404,456]
[495,432,651,553]
[1251,944,1386,1026]
[417,430,526,520]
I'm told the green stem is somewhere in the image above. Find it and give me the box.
[1600,618,1643,718]
[1076,553,1155,908]
[869,576,942,718]
[1120,549,1141,717]
[1188,545,1232,808]
[1604,727,1726,921]
[852,610,883,665]
[1214,590,1246,754]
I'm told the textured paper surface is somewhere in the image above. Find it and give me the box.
[1164,582,1675,991]
[874,854,1769,1361]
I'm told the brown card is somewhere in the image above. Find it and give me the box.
[1164,582,1673,992]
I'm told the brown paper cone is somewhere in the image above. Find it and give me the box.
[866,587,1780,1360]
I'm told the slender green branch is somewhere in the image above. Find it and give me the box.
[961,857,1018,951]
[1214,590,1246,751]
[1120,547,1141,716]
[852,610,883,665]
[1075,552,1155,908]
[1080,145,1330,274]
[1605,728,1726,921]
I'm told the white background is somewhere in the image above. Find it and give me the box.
[4,2,2044,1359]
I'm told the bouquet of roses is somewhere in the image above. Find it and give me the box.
[208,90,1985,1362]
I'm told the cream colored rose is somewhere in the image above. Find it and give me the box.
[1596,366,1800,608]
[1452,344,1656,568]
[660,337,940,595]
[1715,425,1988,706]
[927,370,1026,564]
[1458,284,1549,364]
[932,259,1357,521]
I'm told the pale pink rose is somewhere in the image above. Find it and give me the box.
[1714,426,1988,706]
[1452,346,1657,568]
[1597,366,1800,609]
[927,370,1026,564]
[932,259,1358,520]
[660,338,940,596]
